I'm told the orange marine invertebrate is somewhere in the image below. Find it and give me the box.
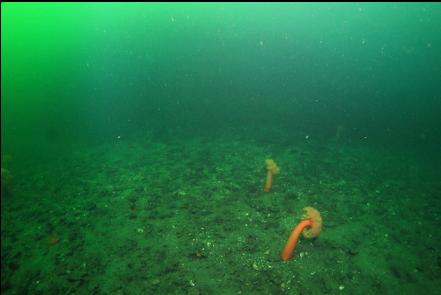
[281,207,322,261]
[263,159,280,192]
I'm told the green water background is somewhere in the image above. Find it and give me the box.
[2,2,441,168]
[2,3,441,294]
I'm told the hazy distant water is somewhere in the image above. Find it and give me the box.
[2,3,441,167]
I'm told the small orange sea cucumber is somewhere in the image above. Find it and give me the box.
[281,207,322,261]
[264,159,279,192]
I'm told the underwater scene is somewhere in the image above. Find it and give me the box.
[1,2,441,294]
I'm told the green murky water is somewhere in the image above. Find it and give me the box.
[2,3,440,294]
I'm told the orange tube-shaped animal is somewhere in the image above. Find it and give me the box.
[264,159,279,192]
[281,219,312,261]
[264,170,273,192]
[281,207,322,261]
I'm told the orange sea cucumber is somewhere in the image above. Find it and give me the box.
[281,207,322,261]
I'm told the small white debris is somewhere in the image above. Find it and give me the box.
[137,228,144,233]
[339,285,345,290]
[252,262,259,271]
[189,280,195,287]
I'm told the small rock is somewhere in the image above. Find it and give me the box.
[152,278,160,285]
[252,262,259,271]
